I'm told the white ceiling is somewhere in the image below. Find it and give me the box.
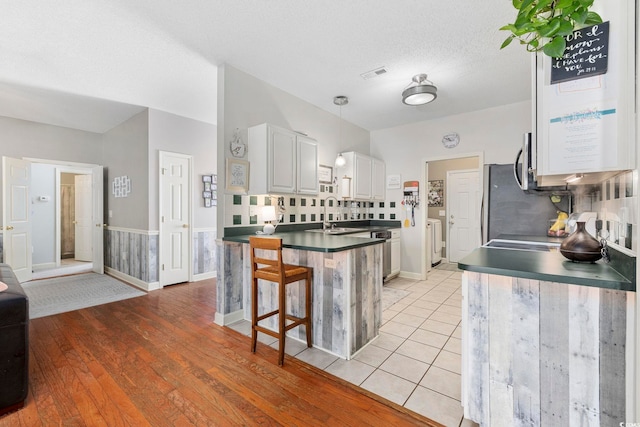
[0,1,531,133]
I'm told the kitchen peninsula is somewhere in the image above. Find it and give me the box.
[217,230,384,359]
[459,245,636,426]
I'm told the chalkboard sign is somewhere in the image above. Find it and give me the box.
[551,21,609,84]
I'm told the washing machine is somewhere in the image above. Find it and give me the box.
[426,218,442,266]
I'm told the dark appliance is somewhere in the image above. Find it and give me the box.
[372,230,392,281]
[514,132,569,192]
[483,164,571,242]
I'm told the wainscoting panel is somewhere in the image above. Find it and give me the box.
[104,228,159,285]
[193,228,216,277]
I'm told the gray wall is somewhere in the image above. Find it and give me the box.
[101,110,150,230]
[148,109,217,230]
[31,163,57,265]
[216,64,370,235]
[0,115,103,224]
[371,101,532,274]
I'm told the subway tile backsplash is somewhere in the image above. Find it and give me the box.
[223,185,399,227]
[573,170,637,252]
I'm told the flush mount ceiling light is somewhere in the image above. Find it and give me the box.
[334,95,348,167]
[402,73,437,106]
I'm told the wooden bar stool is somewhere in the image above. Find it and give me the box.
[249,236,312,366]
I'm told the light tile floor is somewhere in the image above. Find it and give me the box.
[228,263,478,427]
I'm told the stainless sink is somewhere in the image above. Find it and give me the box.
[305,227,367,235]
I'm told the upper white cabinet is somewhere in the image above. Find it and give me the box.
[533,0,635,180]
[337,151,385,201]
[371,158,385,200]
[248,123,318,195]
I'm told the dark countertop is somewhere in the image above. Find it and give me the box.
[222,231,384,253]
[458,247,635,291]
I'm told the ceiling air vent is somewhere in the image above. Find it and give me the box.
[360,67,388,80]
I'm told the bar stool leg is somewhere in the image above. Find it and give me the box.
[251,276,258,353]
[305,271,312,348]
[278,281,286,366]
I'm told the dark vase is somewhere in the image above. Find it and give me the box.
[560,221,602,262]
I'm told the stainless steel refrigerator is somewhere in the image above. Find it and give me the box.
[482,164,571,242]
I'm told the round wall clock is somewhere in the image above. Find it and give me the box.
[230,129,246,158]
[442,132,460,149]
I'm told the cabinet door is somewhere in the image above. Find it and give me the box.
[391,237,400,275]
[353,153,372,199]
[297,136,318,195]
[268,127,297,193]
[535,1,635,176]
[371,158,385,200]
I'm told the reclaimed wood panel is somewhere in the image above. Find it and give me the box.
[539,281,570,426]
[463,272,631,427]
[599,288,626,426]
[568,284,600,426]
[488,275,514,427]
[465,271,490,425]
[511,278,541,426]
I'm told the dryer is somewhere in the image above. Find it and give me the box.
[426,218,442,266]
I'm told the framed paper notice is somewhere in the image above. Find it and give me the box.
[387,174,401,189]
[318,164,333,184]
[226,158,249,193]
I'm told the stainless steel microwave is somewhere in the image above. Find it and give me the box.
[514,133,569,192]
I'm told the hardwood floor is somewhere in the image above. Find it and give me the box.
[0,278,440,426]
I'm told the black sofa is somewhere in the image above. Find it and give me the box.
[0,264,28,416]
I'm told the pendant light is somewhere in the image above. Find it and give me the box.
[334,95,348,167]
[402,73,437,105]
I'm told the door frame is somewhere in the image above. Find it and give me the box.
[55,166,93,267]
[421,151,484,280]
[25,157,103,274]
[158,150,193,287]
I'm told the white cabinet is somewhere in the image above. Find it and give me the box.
[390,229,400,277]
[353,153,372,199]
[248,123,318,195]
[337,152,385,201]
[371,158,385,200]
[533,0,635,181]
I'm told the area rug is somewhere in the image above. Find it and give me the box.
[21,273,146,319]
[381,287,410,311]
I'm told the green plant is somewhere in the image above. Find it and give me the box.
[500,0,603,58]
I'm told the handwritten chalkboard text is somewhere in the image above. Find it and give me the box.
[551,22,609,84]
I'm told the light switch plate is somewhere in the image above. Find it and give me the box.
[439,210,445,217]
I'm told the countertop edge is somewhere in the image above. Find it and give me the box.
[458,247,635,292]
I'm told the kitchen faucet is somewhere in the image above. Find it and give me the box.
[323,196,340,230]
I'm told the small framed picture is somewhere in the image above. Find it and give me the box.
[203,191,212,199]
[226,158,249,193]
[211,183,217,190]
[318,164,333,184]
[204,182,212,191]
[203,175,212,183]
[204,198,212,208]
[212,174,217,184]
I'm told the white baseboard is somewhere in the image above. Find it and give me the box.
[214,309,244,326]
[32,262,57,272]
[105,267,159,292]
[399,271,422,280]
[192,271,217,282]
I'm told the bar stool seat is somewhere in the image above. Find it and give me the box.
[250,236,312,366]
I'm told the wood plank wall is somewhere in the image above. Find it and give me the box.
[464,272,631,426]
[219,241,382,359]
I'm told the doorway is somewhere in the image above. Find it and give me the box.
[2,156,104,282]
[446,169,481,262]
[421,153,483,279]
[159,151,192,287]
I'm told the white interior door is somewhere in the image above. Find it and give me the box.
[160,152,191,286]
[74,174,92,261]
[447,169,481,262]
[92,165,104,274]
[2,157,32,282]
